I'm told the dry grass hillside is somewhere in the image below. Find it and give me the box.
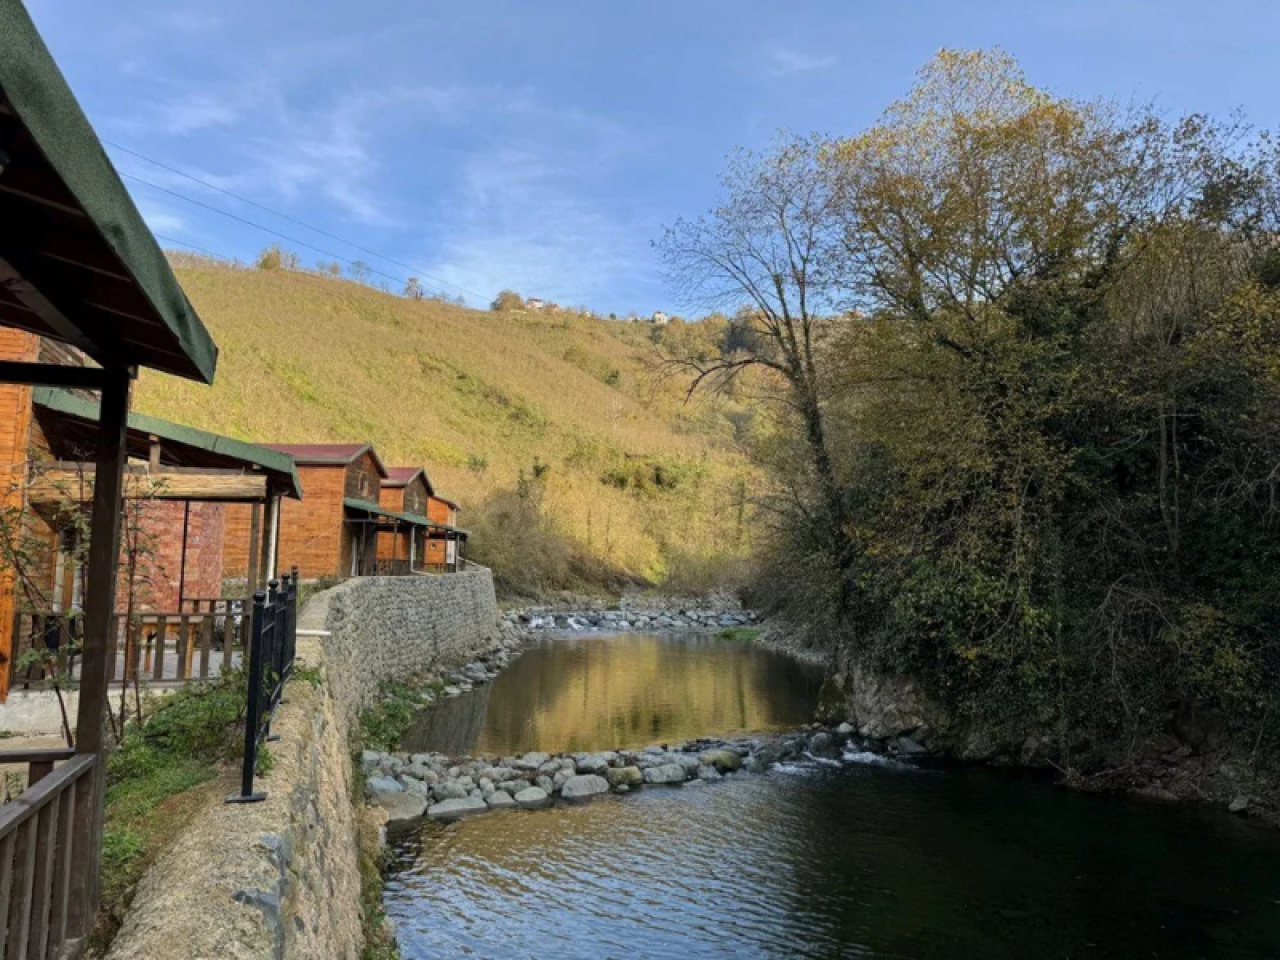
[136,256,757,594]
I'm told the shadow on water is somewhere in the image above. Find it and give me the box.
[400,631,824,756]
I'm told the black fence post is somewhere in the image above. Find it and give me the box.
[227,590,268,803]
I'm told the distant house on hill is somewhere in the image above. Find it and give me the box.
[525,298,547,311]
[651,311,670,325]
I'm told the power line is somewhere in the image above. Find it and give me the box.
[123,172,423,291]
[106,139,488,301]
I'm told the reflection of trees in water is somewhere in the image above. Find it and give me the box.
[404,633,823,756]
[401,680,494,755]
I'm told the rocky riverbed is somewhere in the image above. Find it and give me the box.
[362,723,920,824]
[501,605,759,635]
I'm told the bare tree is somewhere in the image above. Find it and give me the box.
[657,134,848,539]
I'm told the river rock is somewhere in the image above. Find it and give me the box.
[402,779,430,797]
[698,749,743,773]
[808,731,836,756]
[560,774,610,800]
[1229,794,1250,814]
[536,775,554,794]
[433,781,469,801]
[697,764,722,781]
[516,752,551,771]
[366,775,403,795]
[836,722,855,737]
[576,753,613,775]
[380,792,429,824]
[429,796,488,820]
[515,786,550,808]
[606,766,643,788]
[643,763,688,785]
[895,736,928,756]
[487,791,516,809]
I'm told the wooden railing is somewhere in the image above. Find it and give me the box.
[372,558,411,576]
[9,609,245,690]
[0,750,96,958]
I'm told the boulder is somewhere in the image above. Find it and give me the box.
[698,749,743,773]
[808,732,836,756]
[366,775,403,795]
[514,786,550,809]
[432,781,469,801]
[380,792,429,824]
[576,753,613,775]
[428,796,488,820]
[560,774,610,800]
[605,766,644,789]
[516,752,551,771]
[643,763,688,785]
[1229,794,1250,815]
[696,764,722,782]
[487,791,516,810]
[895,736,928,756]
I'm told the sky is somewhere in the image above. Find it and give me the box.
[25,0,1280,316]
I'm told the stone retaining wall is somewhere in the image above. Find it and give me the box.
[107,569,505,960]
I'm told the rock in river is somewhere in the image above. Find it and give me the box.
[560,774,610,800]
[429,796,488,820]
[643,763,688,785]
[605,766,644,789]
[366,775,403,795]
[698,749,743,773]
[380,792,429,824]
[514,786,550,808]
[487,791,516,810]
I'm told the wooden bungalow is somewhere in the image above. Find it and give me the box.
[0,381,302,699]
[0,1,223,952]
[225,443,389,580]
[375,467,469,574]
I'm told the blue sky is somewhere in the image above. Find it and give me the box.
[26,0,1280,315]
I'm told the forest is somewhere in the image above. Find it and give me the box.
[660,49,1280,774]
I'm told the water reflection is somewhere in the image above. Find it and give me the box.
[386,762,1280,959]
[401,632,824,756]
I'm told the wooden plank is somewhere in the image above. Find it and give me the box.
[198,617,212,679]
[175,617,190,681]
[69,366,130,941]
[0,363,107,390]
[28,799,56,957]
[6,816,37,960]
[0,257,91,354]
[0,833,14,957]
[151,618,167,682]
[0,752,74,768]
[48,781,76,955]
[27,470,268,505]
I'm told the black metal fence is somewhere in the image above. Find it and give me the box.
[227,568,298,803]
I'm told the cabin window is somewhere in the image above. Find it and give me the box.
[357,470,371,497]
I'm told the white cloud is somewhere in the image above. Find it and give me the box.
[416,145,655,308]
[767,48,839,77]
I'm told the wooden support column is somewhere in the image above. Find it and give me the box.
[260,495,278,584]
[264,495,281,582]
[69,364,131,939]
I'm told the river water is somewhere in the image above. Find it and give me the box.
[385,632,1280,959]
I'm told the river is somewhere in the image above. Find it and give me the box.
[384,632,1280,958]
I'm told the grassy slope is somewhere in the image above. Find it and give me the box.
[136,260,754,586]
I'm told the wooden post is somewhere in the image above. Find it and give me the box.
[259,495,278,587]
[244,501,262,650]
[69,364,131,940]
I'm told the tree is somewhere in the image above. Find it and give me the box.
[404,277,424,300]
[349,260,371,283]
[490,289,524,312]
[658,134,849,565]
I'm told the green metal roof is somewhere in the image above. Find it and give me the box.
[0,2,217,382]
[343,498,468,535]
[33,387,302,499]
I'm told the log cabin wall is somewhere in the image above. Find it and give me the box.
[276,464,348,580]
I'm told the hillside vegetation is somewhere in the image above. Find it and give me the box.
[136,257,757,595]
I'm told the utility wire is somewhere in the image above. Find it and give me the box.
[106,139,487,301]
[123,172,422,291]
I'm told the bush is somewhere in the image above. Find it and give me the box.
[490,289,524,312]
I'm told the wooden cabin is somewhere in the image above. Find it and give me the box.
[225,444,389,580]
[0,371,302,699]
[0,2,224,950]
[373,466,469,573]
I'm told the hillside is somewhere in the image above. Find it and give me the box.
[135,257,757,593]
